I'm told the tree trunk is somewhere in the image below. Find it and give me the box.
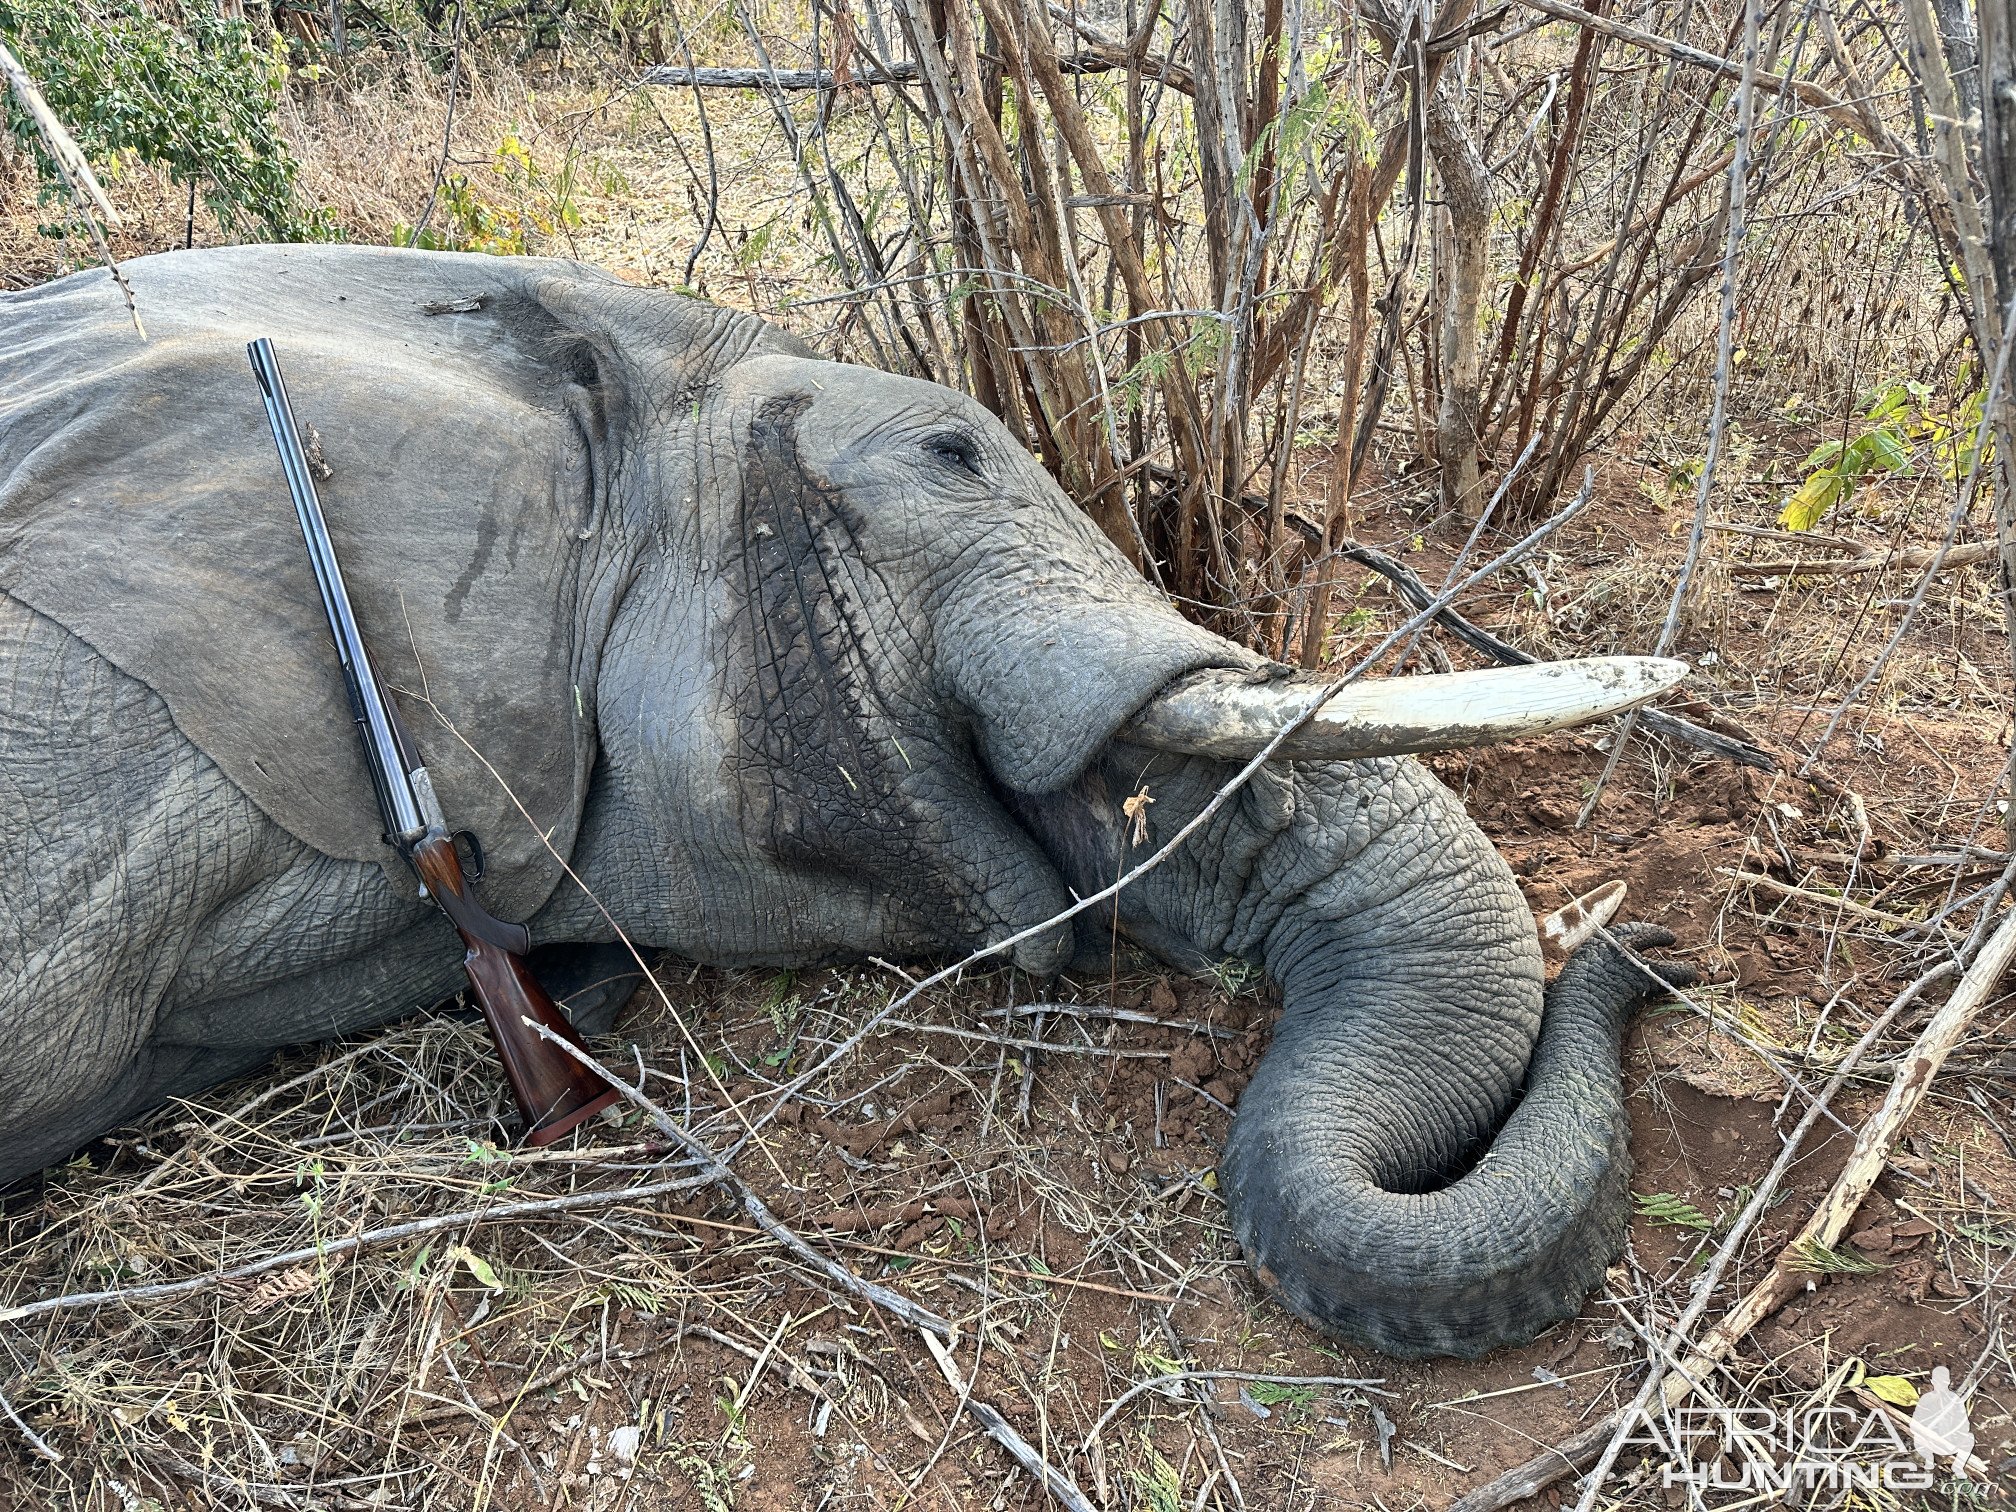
[1978,0,2016,848]
[1425,67,1492,519]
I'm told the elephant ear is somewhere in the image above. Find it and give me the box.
[0,245,792,917]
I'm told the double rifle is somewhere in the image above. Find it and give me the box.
[249,338,620,1146]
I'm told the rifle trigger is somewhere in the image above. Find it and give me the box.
[452,829,487,881]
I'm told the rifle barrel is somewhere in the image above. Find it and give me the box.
[248,338,426,844]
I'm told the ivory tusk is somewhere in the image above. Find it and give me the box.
[1540,880,1629,960]
[1120,656,1689,762]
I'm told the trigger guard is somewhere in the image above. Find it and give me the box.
[452,829,487,881]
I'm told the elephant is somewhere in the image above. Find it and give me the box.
[0,244,1696,1359]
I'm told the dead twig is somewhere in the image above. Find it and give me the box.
[0,1173,707,1327]
[1084,1369,1390,1450]
[0,1382,60,1463]
[920,1328,1100,1512]
[984,1001,1243,1040]
[883,1017,1171,1057]
[1719,867,1934,933]
[1724,538,1997,577]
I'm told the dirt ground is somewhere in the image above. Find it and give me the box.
[6,52,2016,1512]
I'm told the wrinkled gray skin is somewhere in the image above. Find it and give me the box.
[0,246,1686,1358]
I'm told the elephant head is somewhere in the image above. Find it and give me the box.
[0,245,1693,1357]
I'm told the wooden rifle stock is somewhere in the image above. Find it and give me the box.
[408,835,620,1146]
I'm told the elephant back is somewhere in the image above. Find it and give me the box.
[0,245,725,915]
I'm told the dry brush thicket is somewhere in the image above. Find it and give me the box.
[632,0,2000,669]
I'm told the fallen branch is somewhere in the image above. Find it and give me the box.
[1084,1369,1390,1450]
[984,1002,1244,1040]
[882,1017,1171,1057]
[1453,913,2015,1512]
[0,1173,708,1327]
[527,1029,1140,1510]
[1724,537,1997,578]
[633,1206,1181,1302]
[640,44,1192,96]
[920,1329,1101,1512]
[526,1021,955,1340]
[1719,867,1931,933]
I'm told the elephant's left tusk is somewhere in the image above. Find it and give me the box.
[1540,880,1628,960]
[1119,656,1688,762]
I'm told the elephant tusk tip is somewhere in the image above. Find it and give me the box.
[1540,879,1628,960]
[1636,655,1691,691]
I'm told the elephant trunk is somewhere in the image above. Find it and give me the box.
[1222,889,1646,1358]
[1022,750,1654,1359]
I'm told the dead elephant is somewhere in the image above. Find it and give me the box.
[0,245,1695,1358]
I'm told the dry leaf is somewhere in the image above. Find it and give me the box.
[1122,785,1154,847]
[242,1250,348,1314]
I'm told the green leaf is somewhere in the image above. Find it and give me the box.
[1865,1374,1920,1407]
[1866,427,1911,471]
[1779,471,1847,531]
[450,1246,503,1290]
[1863,382,1912,423]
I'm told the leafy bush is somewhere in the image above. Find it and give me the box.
[394,131,615,255]
[0,0,336,240]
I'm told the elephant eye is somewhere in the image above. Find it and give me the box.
[924,432,983,478]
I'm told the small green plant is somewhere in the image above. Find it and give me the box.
[1245,1380,1321,1415]
[1954,1220,2016,1250]
[761,971,800,1034]
[675,1448,741,1512]
[1201,957,1261,998]
[0,0,336,239]
[398,1244,434,1290]
[1638,455,1702,509]
[1633,1191,1714,1230]
[595,1278,664,1314]
[1126,1435,1184,1512]
[1786,1238,1882,1275]
[397,171,525,254]
[1133,1347,1186,1377]
[1778,379,1993,532]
